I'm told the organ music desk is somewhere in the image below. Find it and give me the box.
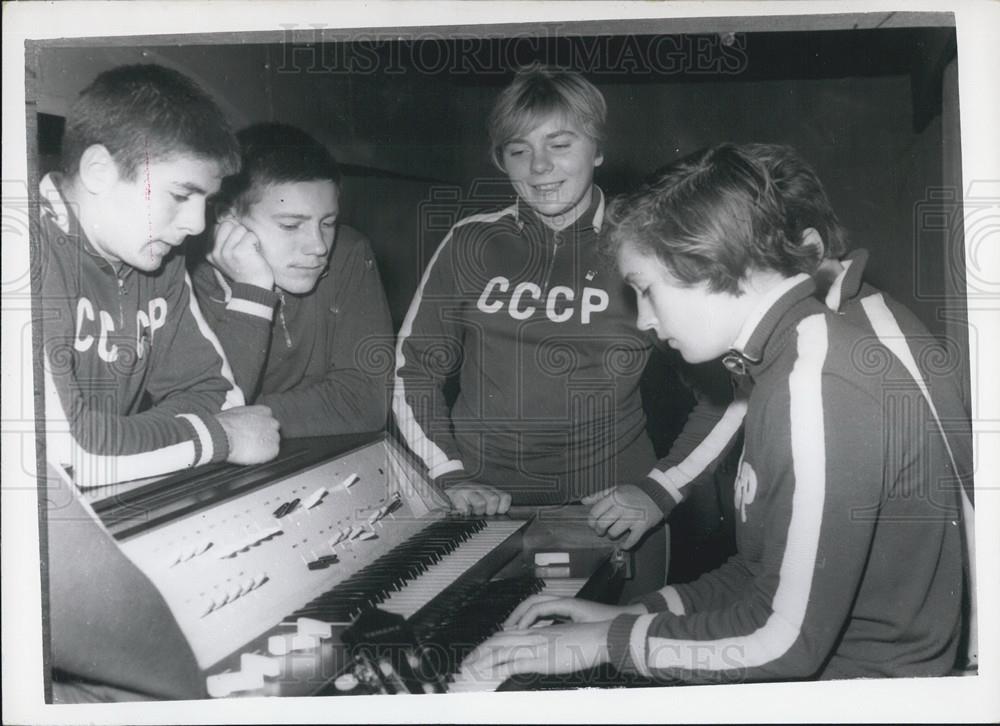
[44,432,631,700]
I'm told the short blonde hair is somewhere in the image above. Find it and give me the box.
[488,64,607,171]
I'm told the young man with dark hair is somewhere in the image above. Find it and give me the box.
[190,123,393,437]
[39,63,281,489]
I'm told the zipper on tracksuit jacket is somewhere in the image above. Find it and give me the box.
[115,272,127,326]
[540,228,563,296]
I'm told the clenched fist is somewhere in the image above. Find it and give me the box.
[445,482,512,516]
[209,217,274,290]
[216,405,280,464]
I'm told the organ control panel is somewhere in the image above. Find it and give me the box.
[48,432,625,699]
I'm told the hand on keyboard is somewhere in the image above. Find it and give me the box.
[445,482,512,516]
[503,594,645,631]
[457,621,611,683]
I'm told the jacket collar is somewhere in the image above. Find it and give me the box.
[40,172,133,277]
[824,249,869,311]
[39,173,73,235]
[722,274,816,375]
[514,185,605,235]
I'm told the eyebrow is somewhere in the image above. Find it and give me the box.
[175,181,209,195]
[271,212,338,220]
[505,129,579,145]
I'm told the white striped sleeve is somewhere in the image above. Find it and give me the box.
[646,397,748,503]
[44,365,199,489]
[612,314,831,678]
[860,292,976,665]
[392,226,465,478]
[392,209,513,478]
[184,271,244,411]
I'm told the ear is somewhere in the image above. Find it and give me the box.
[594,149,605,168]
[76,144,120,195]
[799,227,826,258]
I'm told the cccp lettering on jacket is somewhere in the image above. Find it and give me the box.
[476,275,610,324]
[74,296,168,362]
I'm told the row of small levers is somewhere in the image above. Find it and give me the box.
[199,511,407,615]
[271,471,363,518]
[167,472,370,569]
[180,494,403,598]
[199,571,271,617]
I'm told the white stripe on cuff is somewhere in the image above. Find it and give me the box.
[428,459,465,480]
[226,297,275,321]
[647,468,684,503]
[178,413,214,466]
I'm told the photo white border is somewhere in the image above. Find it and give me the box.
[3,1,998,723]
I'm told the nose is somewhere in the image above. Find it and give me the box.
[530,149,553,175]
[177,197,206,238]
[635,297,658,334]
[302,224,330,257]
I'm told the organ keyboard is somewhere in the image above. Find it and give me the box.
[48,432,625,700]
[444,577,590,693]
[376,519,527,619]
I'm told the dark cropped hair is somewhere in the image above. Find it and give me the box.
[62,64,239,180]
[488,64,606,171]
[604,143,823,295]
[744,143,849,258]
[216,123,342,216]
